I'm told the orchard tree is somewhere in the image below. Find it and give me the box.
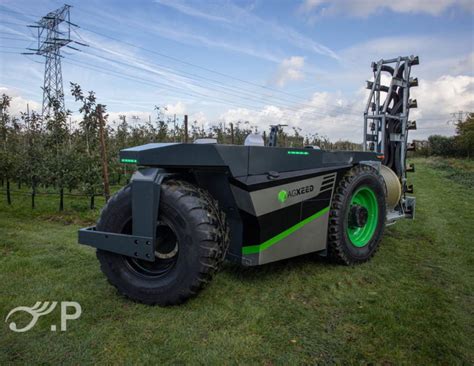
[71,82,111,202]
[20,110,44,208]
[0,94,18,204]
[43,94,77,210]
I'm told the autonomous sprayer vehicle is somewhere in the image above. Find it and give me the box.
[79,56,419,305]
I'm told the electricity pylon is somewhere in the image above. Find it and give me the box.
[23,4,86,117]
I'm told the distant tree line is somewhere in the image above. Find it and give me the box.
[412,113,474,158]
[0,83,361,210]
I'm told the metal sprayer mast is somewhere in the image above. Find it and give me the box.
[24,4,86,117]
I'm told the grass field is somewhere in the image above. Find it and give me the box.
[1,158,473,364]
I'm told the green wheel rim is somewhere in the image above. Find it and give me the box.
[347,187,379,247]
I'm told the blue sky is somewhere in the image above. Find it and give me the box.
[0,0,473,141]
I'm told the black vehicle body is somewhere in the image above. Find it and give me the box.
[79,142,383,266]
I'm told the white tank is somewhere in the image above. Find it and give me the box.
[244,133,265,146]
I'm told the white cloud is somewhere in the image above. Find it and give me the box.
[0,86,41,116]
[301,0,474,17]
[272,56,305,87]
[218,91,363,140]
[416,75,474,116]
[189,111,207,125]
[398,74,474,139]
[4,71,469,143]
[163,101,186,116]
[218,73,474,141]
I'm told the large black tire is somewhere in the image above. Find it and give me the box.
[96,179,230,306]
[327,165,386,265]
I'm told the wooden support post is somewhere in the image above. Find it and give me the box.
[59,188,64,211]
[184,114,188,143]
[230,122,235,145]
[97,104,111,202]
[6,179,11,205]
[31,184,35,209]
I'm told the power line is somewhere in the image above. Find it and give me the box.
[1,8,465,125]
[61,57,364,125]
[0,35,30,40]
[2,7,445,122]
[78,24,362,116]
[63,57,336,121]
[0,5,39,21]
[2,47,354,121]
[0,46,27,50]
[5,47,460,125]
[63,58,264,111]
[0,4,358,115]
[3,43,461,125]
[77,48,354,120]
[74,31,361,118]
[3,11,361,117]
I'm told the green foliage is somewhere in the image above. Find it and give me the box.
[20,111,45,190]
[0,94,21,183]
[455,113,474,157]
[70,83,107,197]
[428,135,457,156]
[422,114,474,158]
[0,86,377,208]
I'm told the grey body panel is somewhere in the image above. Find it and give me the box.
[232,173,337,266]
[243,211,330,266]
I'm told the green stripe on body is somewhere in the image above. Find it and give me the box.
[242,206,330,255]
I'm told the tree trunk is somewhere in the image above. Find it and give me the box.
[184,115,188,143]
[31,186,36,209]
[18,181,21,189]
[59,188,64,211]
[97,105,111,202]
[230,122,235,145]
[6,179,11,205]
[90,195,95,210]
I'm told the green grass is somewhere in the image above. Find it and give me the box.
[423,156,474,188]
[1,158,473,364]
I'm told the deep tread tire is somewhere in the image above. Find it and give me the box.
[327,165,386,265]
[96,179,230,306]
